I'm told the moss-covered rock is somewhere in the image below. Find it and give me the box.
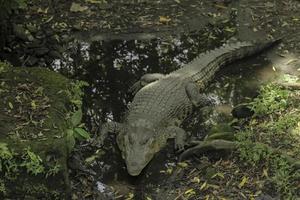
[0,62,82,199]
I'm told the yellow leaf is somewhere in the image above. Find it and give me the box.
[159,16,171,23]
[239,176,248,188]
[31,100,37,110]
[262,168,268,178]
[125,193,134,200]
[166,168,173,174]
[191,176,200,183]
[184,188,196,197]
[200,181,207,190]
[177,162,188,168]
[211,172,225,179]
[146,197,152,200]
[8,102,13,109]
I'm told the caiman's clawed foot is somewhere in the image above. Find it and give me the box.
[185,82,213,107]
[89,121,123,148]
[89,126,108,148]
[166,125,187,152]
[175,137,185,152]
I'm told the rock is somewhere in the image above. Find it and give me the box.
[0,62,83,199]
[49,50,63,59]
[26,56,39,66]
[231,103,254,118]
[26,23,39,34]
[34,47,50,56]
[13,24,34,42]
[94,181,115,200]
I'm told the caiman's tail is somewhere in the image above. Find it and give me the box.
[174,38,281,85]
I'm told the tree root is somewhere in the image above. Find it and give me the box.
[179,139,236,161]
[277,82,300,90]
[179,140,300,170]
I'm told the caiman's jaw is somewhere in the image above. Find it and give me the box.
[125,145,156,176]
[116,126,160,176]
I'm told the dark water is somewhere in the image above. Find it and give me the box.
[50,28,279,198]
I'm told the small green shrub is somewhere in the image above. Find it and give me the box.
[0,178,6,195]
[20,147,45,175]
[65,80,90,152]
[249,84,289,116]
[0,143,18,180]
[235,83,300,198]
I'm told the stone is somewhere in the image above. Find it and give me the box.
[231,103,254,118]
[0,62,82,199]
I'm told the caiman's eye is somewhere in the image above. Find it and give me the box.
[128,135,134,144]
[140,138,149,145]
[140,137,153,145]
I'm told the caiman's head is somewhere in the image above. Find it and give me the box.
[117,122,162,176]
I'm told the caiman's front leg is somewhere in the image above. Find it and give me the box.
[129,73,165,94]
[91,121,123,147]
[185,82,212,107]
[166,126,187,151]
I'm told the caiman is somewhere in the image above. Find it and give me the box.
[96,39,279,176]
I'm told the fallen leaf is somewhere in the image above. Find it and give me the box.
[70,3,88,12]
[86,0,106,4]
[8,102,13,109]
[200,181,207,190]
[177,162,188,168]
[159,16,171,23]
[239,176,248,188]
[191,176,200,183]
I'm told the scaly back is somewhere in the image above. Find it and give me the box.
[171,39,279,87]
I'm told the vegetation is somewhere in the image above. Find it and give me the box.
[0,142,62,196]
[65,81,91,152]
[236,84,300,198]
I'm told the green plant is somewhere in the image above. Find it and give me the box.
[64,80,90,152]
[45,162,61,178]
[267,113,299,134]
[0,178,6,195]
[0,143,18,179]
[67,80,89,107]
[20,147,44,175]
[66,109,91,152]
[0,61,10,73]
[0,0,27,19]
[235,83,300,198]
[269,156,300,198]
[236,131,271,166]
[249,84,289,116]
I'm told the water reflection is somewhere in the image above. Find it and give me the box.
[50,26,240,134]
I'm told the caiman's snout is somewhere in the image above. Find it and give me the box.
[125,154,153,176]
[126,162,143,176]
